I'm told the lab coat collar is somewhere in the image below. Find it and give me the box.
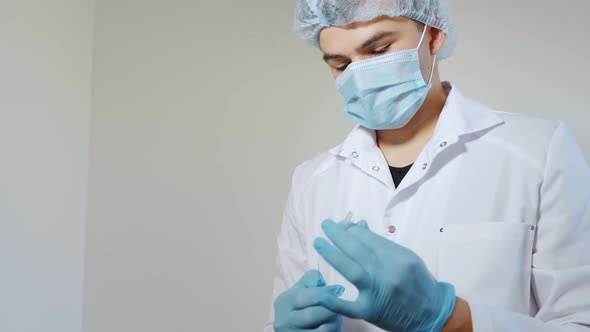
[330,82,505,159]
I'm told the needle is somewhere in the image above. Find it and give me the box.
[316,260,325,287]
[344,211,354,227]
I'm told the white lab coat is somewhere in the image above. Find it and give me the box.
[265,83,590,331]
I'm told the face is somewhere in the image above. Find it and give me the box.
[319,16,445,80]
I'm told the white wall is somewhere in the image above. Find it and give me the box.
[79,0,588,331]
[0,1,94,332]
[83,2,312,331]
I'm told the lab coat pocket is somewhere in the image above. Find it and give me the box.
[437,221,535,313]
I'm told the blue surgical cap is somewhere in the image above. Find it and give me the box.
[294,0,457,60]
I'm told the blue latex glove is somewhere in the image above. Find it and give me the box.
[313,219,456,332]
[273,270,345,332]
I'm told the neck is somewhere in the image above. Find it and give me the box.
[376,82,448,166]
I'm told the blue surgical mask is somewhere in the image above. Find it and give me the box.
[336,25,436,130]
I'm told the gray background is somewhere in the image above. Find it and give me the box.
[1,1,589,332]
[0,1,93,331]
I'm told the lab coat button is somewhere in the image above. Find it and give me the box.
[388,225,397,233]
[422,163,428,170]
[372,166,380,172]
[440,141,448,148]
[352,152,359,158]
[530,225,536,231]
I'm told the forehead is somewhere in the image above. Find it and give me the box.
[319,16,416,53]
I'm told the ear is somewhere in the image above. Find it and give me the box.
[429,27,446,57]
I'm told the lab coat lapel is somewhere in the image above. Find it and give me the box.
[330,125,396,191]
[392,83,505,195]
[330,83,505,194]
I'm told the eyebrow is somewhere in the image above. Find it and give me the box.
[322,31,396,63]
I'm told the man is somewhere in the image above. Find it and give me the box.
[266,1,590,331]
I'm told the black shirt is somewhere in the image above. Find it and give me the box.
[389,164,414,188]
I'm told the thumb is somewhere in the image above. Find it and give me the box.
[318,295,363,320]
[357,220,369,229]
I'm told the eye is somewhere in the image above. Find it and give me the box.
[371,44,391,55]
[335,64,349,72]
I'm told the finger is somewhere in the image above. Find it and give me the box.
[293,270,325,289]
[338,219,355,229]
[338,220,355,230]
[309,315,343,332]
[357,220,369,229]
[292,285,345,310]
[288,316,342,332]
[289,306,339,328]
[317,294,365,320]
[320,219,376,268]
[314,237,370,289]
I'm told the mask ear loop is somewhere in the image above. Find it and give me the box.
[427,55,437,85]
[417,24,437,86]
[417,24,428,49]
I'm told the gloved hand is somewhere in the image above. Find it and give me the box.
[313,219,456,332]
[273,270,345,332]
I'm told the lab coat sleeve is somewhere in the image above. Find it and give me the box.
[469,122,590,331]
[264,169,308,332]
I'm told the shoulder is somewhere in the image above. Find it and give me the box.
[290,148,340,196]
[453,86,569,173]
[482,108,579,174]
[492,110,561,141]
[450,85,563,155]
[454,85,561,145]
